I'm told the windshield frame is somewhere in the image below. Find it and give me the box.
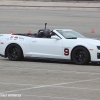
[56,29,85,39]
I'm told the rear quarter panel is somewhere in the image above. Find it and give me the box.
[0,34,32,57]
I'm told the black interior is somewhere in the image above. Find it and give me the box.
[13,29,54,38]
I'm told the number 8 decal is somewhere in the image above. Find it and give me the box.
[64,48,69,56]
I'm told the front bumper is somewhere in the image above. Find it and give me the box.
[97,53,100,59]
[90,49,100,62]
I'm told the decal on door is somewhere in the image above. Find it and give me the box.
[19,37,24,41]
[64,48,69,56]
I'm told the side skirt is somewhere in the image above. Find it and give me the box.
[24,57,72,63]
[0,54,6,58]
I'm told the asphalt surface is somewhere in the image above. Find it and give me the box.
[0,7,100,100]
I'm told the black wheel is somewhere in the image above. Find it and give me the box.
[6,44,23,61]
[72,47,90,65]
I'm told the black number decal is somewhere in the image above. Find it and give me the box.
[64,48,69,56]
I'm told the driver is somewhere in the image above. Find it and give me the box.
[43,29,51,38]
[37,31,44,38]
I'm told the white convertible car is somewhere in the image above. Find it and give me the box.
[0,26,100,65]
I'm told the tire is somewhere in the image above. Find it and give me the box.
[72,47,90,65]
[6,44,23,61]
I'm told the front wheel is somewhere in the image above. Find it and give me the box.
[6,44,23,61]
[72,47,90,65]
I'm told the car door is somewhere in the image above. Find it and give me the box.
[30,37,63,58]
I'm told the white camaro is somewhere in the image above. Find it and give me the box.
[0,27,100,65]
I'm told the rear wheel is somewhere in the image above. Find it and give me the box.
[6,44,23,61]
[72,47,90,65]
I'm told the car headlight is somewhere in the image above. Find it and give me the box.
[97,46,100,50]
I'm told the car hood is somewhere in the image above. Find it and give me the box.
[77,38,100,45]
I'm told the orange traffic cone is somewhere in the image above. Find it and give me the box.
[37,7,40,10]
[28,30,32,34]
[10,30,14,34]
[14,7,17,9]
[26,7,28,10]
[67,8,70,11]
[91,28,95,33]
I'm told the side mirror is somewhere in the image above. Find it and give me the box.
[51,35,60,40]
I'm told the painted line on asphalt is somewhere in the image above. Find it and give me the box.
[0,81,99,91]
[0,67,100,75]
[0,82,36,86]
[0,78,100,94]
[23,95,90,100]
[52,86,100,91]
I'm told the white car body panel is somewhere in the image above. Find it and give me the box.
[30,38,63,58]
[0,29,100,63]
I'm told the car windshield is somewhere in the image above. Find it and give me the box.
[56,30,85,38]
